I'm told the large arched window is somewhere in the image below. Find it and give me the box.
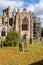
[22,16,28,30]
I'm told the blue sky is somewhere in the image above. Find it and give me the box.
[22,0,39,3]
[0,0,43,27]
[0,10,2,15]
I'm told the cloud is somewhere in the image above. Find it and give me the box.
[25,0,43,27]
[0,0,24,10]
[0,0,25,18]
[26,0,43,14]
[0,0,43,27]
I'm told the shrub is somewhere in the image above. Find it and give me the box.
[5,30,20,47]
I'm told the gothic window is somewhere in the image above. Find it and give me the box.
[33,23,36,28]
[33,34,36,37]
[1,31,6,36]
[1,27,6,36]
[22,16,28,30]
[5,22,8,26]
[2,18,4,24]
[2,21,4,24]
[9,18,13,26]
[33,23,36,38]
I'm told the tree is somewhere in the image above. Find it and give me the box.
[5,30,20,46]
[41,28,43,37]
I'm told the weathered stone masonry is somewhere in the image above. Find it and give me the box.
[0,7,41,41]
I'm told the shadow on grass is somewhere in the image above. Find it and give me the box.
[30,60,43,65]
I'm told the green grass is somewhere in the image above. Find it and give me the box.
[32,40,42,45]
[0,44,43,65]
[27,39,42,45]
[0,41,1,44]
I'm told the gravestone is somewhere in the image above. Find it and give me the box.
[24,40,27,48]
[19,43,23,51]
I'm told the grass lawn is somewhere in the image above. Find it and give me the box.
[0,44,43,65]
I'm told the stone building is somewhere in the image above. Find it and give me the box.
[0,6,41,41]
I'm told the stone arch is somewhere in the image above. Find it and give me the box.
[22,16,28,30]
[21,13,29,21]
[22,16,28,24]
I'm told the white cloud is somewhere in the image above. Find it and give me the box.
[0,0,25,18]
[0,0,24,11]
[0,0,43,27]
[26,0,43,27]
[26,0,43,14]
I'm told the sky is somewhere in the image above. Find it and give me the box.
[0,0,43,27]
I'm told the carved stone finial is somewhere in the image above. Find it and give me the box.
[23,8,27,13]
[23,8,26,11]
[29,11,32,14]
[17,9,20,13]
[13,8,16,13]
[13,8,16,16]
[8,6,10,10]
